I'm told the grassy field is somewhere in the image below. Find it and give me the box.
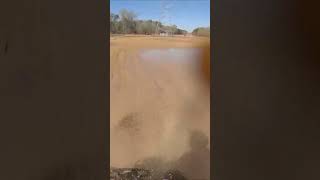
[110,36,210,168]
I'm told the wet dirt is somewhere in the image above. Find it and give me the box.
[110,36,210,168]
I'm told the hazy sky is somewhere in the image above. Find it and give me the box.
[110,0,210,32]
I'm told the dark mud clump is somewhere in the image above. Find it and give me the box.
[122,130,210,180]
[116,113,142,137]
[175,130,210,179]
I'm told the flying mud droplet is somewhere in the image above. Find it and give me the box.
[116,112,142,137]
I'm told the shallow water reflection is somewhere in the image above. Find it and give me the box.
[140,48,203,64]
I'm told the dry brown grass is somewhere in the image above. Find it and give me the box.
[110,35,209,49]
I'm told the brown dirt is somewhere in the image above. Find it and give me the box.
[110,36,210,168]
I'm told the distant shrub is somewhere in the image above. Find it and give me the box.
[192,27,210,37]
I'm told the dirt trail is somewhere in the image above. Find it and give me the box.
[110,36,210,168]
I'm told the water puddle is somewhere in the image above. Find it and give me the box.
[140,48,203,64]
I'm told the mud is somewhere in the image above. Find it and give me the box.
[110,36,210,176]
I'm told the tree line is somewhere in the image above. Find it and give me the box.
[110,9,188,35]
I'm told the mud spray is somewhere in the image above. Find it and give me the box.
[110,42,210,179]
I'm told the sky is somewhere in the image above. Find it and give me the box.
[110,0,210,32]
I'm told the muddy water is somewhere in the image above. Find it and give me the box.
[140,48,202,63]
[110,47,210,168]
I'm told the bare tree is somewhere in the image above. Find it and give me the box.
[119,9,137,34]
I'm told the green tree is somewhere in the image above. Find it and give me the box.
[110,13,120,34]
